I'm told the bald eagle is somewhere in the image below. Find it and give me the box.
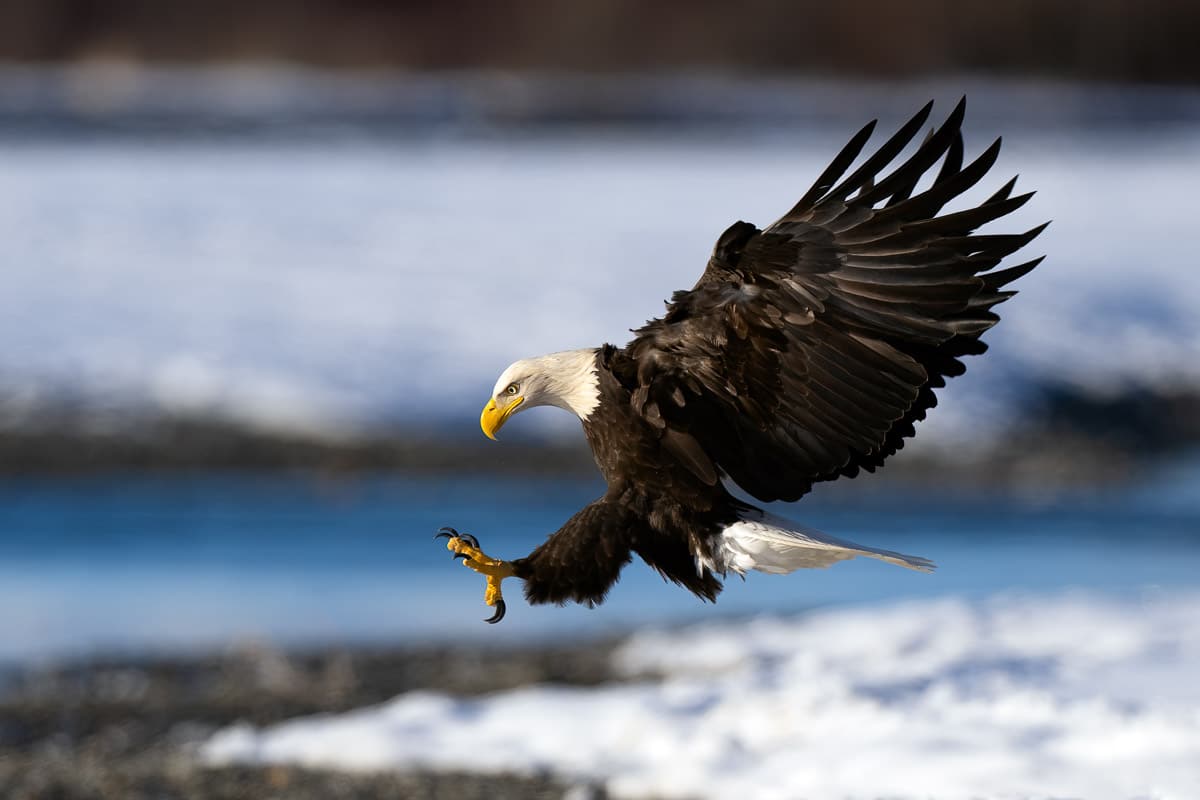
[439,99,1045,623]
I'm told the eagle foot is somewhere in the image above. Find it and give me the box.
[435,528,516,624]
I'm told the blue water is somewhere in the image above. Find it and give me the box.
[2,466,1198,662]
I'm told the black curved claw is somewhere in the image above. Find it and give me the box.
[484,599,506,624]
[451,551,469,561]
[434,526,459,540]
[457,532,479,549]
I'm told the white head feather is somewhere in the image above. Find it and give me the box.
[491,348,601,421]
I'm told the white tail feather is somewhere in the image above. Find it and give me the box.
[713,510,935,575]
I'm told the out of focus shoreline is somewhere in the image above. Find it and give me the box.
[0,638,622,799]
[3,381,1196,492]
[2,75,1197,491]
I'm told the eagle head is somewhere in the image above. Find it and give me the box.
[480,349,601,439]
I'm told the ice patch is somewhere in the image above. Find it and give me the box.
[203,592,1200,799]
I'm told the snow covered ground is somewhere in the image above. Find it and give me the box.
[204,591,1200,799]
[1,84,1199,449]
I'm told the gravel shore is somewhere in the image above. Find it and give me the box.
[0,639,623,799]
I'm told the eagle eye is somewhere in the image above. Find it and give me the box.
[505,383,519,396]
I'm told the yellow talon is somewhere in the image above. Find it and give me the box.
[444,535,516,622]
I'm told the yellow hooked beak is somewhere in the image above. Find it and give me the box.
[480,396,523,440]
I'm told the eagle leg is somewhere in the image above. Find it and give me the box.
[435,528,517,624]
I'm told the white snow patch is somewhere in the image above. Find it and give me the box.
[1,119,1199,444]
[203,592,1200,799]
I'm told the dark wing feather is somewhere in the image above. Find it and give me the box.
[625,99,1046,502]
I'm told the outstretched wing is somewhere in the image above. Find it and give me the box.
[625,98,1046,502]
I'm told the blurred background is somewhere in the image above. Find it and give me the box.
[1,2,1199,798]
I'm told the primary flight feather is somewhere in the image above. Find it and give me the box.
[438,99,1046,623]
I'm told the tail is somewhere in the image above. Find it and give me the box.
[716,510,935,575]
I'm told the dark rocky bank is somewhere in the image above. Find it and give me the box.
[0,640,625,800]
